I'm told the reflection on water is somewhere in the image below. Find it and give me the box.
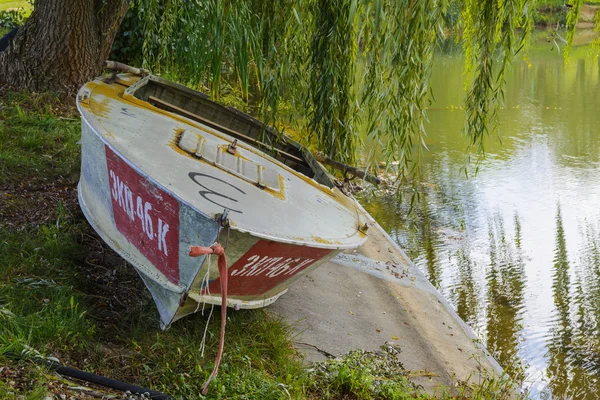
[420,193,442,289]
[545,208,600,398]
[453,248,478,327]
[486,213,526,382]
[358,38,600,398]
[546,205,574,398]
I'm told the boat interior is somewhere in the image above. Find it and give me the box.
[125,75,333,188]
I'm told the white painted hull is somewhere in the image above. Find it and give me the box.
[77,74,367,328]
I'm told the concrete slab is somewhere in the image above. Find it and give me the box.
[268,213,502,393]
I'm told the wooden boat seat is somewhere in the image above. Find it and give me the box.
[178,130,281,191]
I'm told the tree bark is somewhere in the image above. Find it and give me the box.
[0,0,128,93]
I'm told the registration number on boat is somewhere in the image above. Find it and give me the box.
[105,146,181,284]
[208,240,332,296]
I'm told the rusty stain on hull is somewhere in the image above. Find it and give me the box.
[76,72,368,328]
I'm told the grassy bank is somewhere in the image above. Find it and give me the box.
[0,91,518,399]
[534,2,600,28]
[0,0,31,13]
[0,92,310,398]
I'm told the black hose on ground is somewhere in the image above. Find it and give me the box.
[4,352,173,399]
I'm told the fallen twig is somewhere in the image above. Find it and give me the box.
[294,342,336,359]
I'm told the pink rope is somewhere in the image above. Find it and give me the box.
[188,243,228,395]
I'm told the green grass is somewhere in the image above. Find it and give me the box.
[0,92,80,185]
[0,1,31,13]
[0,92,312,399]
[0,91,522,399]
[0,0,31,31]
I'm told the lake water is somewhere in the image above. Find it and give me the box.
[359,38,600,398]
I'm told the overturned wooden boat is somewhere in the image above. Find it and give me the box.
[76,68,369,329]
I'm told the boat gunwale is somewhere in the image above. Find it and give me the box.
[120,75,342,196]
[77,82,368,250]
[126,75,305,161]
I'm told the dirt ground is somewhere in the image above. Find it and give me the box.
[578,4,599,29]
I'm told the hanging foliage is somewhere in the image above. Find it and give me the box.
[134,0,586,180]
[461,0,535,166]
[308,0,359,163]
[359,0,445,185]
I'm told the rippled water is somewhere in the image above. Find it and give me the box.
[359,38,600,398]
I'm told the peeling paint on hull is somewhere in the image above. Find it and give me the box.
[77,74,367,328]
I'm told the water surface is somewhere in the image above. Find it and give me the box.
[359,38,600,398]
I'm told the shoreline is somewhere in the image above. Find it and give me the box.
[269,202,505,394]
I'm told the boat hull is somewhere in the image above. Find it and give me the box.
[78,120,340,328]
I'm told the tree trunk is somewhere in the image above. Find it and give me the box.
[0,0,128,93]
